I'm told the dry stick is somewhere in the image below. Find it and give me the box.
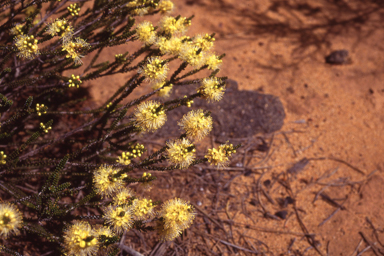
[219,240,259,254]
[192,204,225,231]
[356,246,372,256]
[318,203,344,227]
[350,239,363,256]
[231,222,316,236]
[366,217,384,247]
[359,232,383,256]
[119,244,144,256]
[309,157,365,175]
[284,176,324,256]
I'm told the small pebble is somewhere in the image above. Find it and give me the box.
[275,210,288,219]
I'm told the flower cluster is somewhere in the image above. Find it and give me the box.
[36,103,47,116]
[166,138,196,169]
[67,3,80,16]
[139,57,169,83]
[63,221,99,256]
[116,144,145,165]
[14,34,39,59]
[93,165,127,197]
[133,100,167,132]
[156,198,195,241]
[62,37,90,65]
[205,143,236,169]
[68,74,82,88]
[0,151,6,165]
[198,77,225,102]
[178,109,213,141]
[46,18,73,41]
[0,203,23,239]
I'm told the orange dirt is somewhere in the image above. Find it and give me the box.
[87,0,384,254]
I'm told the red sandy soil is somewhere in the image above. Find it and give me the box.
[85,0,384,254]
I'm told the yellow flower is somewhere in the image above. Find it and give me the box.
[14,34,39,60]
[93,165,126,197]
[0,203,23,239]
[159,198,195,231]
[103,205,133,234]
[205,54,223,70]
[62,37,90,65]
[155,219,182,241]
[205,143,236,169]
[94,225,115,253]
[152,81,173,98]
[158,0,174,14]
[136,21,156,45]
[10,24,24,36]
[160,16,190,35]
[0,151,7,165]
[67,3,81,16]
[179,43,205,69]
[198,77,225,102]
[132,198,155,220]
[193,34,215,51]
[166,138,195,169]
[113,188,135,205]
[178,109,213,141]
[156,36,183,55]
[63,221,99,256]
[46,19,73,42]
[68,74,82,88]
[139,56,168,83]
[126,0,150,16]
[133,100,167,132]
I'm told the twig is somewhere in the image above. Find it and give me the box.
[219,240,259,254]
[350,239,363,256]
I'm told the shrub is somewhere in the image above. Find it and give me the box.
[0,0,238,255]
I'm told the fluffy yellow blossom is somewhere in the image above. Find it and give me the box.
[103,205,133,234]
[205,143,236,169]
[63,221,99,256]
[166,138,195,169]
[159,198,195,231]
[193,34,215,51]
[14,34,39,59]
[46,19,73,42]
[10,24,24,36]
[158,0,174,14]
[113,188,135,205]
[94,226,116,253]
[156,36,184,55]
[159,16,190,35]
[62,37,90,65]
[198,77,225,102]
[0,203,23,238]
[179,43,205,69]
[93,165,127,197]
[136,21,156,45]
[133,100,167,132]
[132,198,155,220]
[205,54,223,70]
[152,81,173,97]
[155,220,181,241]
[139,56,168,83]
[178,109,213,141]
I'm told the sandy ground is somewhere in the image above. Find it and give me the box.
[86,0,384,254]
